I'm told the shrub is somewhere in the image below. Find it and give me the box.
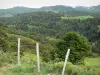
[56,32,92,64]
[21,53,37,66]
[0,51,17,67]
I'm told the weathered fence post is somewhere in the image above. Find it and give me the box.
[36,43,40,72]
[18,38,21,65]
[62,49,70,75]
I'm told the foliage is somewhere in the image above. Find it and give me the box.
[40,43,53,62]
[61,15,94,20]
[5,64,36,75]
[0,51,17,67]
[0,38,9,52]
[84,57,100,67]
[0,25,9,52]
[7,34,36,53]
[56,32,92,64]
[0,5,100,17]
[21,53,37,65]
[5,60,100,75]
[0,7,100,75]
[0,12,100,44]
[92,41,100,53]
[2,53,100,75]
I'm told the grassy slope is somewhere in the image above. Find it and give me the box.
[84,57,100,67]
[3,56,100,75]
[61,15,94,20]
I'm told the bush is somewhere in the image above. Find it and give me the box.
[4,60,100,75]
[6,64,35,73]
[21,53,38,66]
[0,51,17,67]
[88,52,99,58]
[40,62,55,74]
[56,32,92,64]
[0,38,9,52]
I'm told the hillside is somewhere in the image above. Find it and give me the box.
[0,7,38,17]
[0,6,100,75]
[0,5,100,17]
[0,11,100,53]
[75,5,100,13]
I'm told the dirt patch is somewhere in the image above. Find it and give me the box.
[0,64,8,75]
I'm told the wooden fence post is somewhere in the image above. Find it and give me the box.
[36,43,40,72]
[62,49,70,75]
[18,38,21,65]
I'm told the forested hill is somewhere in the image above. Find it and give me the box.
[0,11,100,46]
[0,8,100,66]
[0,5,100,74]
[0,5,100,17]
[0,11,100,52]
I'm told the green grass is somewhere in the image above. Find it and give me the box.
[3,53,100,75]
[84,57,100,67]
[7,33,36,43]
[61,15,94,20]
[4,60,100,75]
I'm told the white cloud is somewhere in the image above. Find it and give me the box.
[0,0,100,9]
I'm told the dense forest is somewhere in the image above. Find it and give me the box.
[0,11,100,53]
[0,5,100,75]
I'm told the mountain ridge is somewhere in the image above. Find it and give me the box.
[0,5,100,17]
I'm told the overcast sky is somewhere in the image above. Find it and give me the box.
[0,0,100,9]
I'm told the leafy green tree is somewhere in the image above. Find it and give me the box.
[0,23,9,52]
[56,32,91,64]
[0,38,9,52]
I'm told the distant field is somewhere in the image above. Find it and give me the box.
[84,57,100,67]
[61,15,94,20]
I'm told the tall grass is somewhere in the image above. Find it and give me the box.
[3,53,100,75]
[84,57,100,67]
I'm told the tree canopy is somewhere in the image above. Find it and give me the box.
[56,32,92,64]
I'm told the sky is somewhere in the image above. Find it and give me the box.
[0,0,100,9]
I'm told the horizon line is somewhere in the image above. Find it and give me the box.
[1,4,100,9]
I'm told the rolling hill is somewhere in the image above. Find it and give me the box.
[0,5,100,17]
